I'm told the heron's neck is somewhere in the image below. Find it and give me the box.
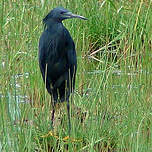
[44,19,63,29]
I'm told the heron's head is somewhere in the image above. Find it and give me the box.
[43,7,87,23]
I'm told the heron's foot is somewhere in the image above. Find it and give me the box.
[63,136,70,141]
[40,131,82,143]
[40,131,58,139]
[63,136,82,143]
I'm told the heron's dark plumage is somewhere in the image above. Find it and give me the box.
[38,7,87,134]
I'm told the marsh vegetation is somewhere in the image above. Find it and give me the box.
[0,0,152,151]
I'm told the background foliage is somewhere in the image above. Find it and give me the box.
[0,0,152,151]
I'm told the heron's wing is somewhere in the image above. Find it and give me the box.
[39,31,56,82]
[39,43,46,82]
[68,49,77,90]
[64,28,77,90]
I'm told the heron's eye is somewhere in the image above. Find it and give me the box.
[60,11,65,14]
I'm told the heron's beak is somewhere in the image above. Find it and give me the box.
[64,12,87,20]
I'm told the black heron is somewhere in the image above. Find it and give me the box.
[38,7,87,134]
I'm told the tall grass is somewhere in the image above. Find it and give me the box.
[0,0,152,151]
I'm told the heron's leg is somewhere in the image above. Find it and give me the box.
[67,100,71,135]
[51,104,55,127]
[51,95,56,128]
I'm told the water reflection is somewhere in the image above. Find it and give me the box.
[6,72,30,122]
[14,72,29,79]
[88,69,150,76]
[7,92,21,122]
